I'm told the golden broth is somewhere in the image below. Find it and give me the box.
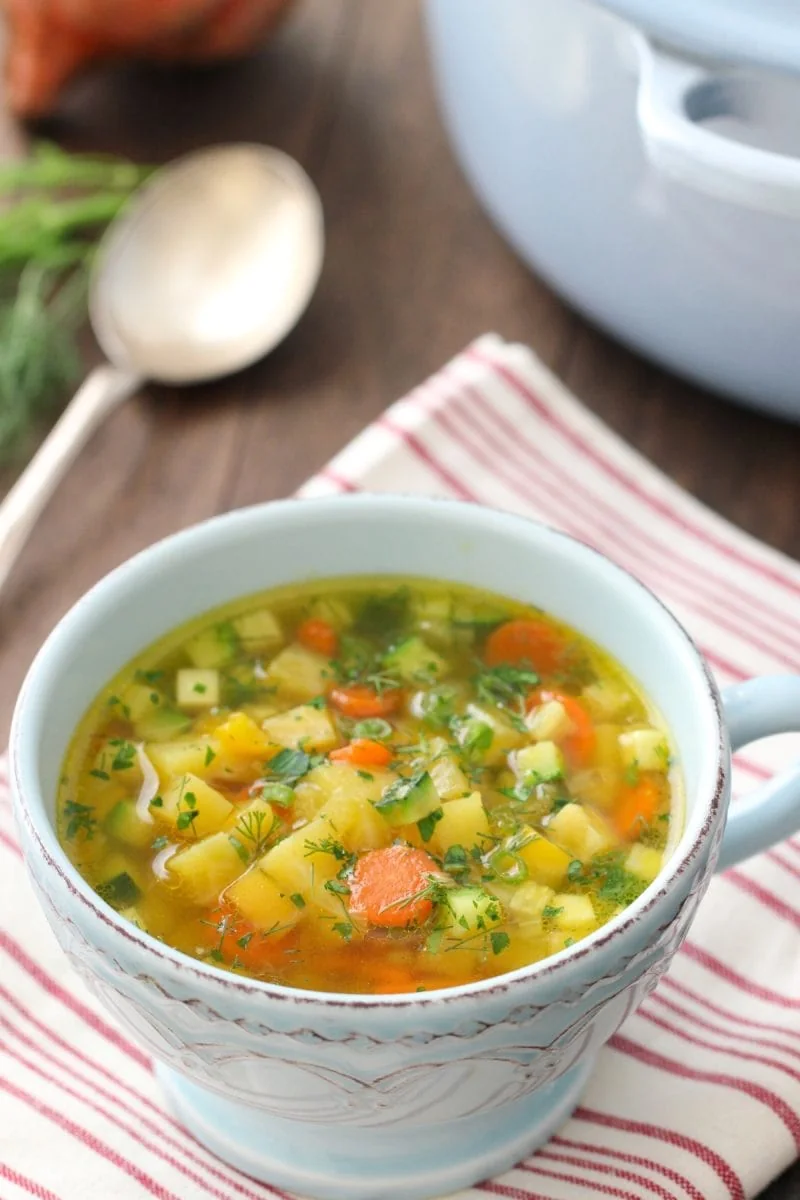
[58,577,682,994]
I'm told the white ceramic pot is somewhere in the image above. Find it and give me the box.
[425,0,800,419]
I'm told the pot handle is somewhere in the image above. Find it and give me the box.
[716,676,800,872]
[636,38,800,218]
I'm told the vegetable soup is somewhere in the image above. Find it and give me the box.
[58,578,682,994]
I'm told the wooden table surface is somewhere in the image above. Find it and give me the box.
[1,2,797,1195]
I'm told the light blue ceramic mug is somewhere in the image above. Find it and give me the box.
[10,496,800,1200]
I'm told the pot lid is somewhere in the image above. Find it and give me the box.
[596,0,800,76]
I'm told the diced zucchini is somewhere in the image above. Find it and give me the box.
[618,729,670,773]
[119,905,146,930]
[512,828,573,888]
[525,700,572,742]
[443,886,502,938]
[547,802,615,860]
[266,643,334,700]
[159,773,233,838]
[515,741,565,782]
[626,843,663,883]
[550,893,597,933]
[582,681,634,721]
[383,636,448,685]
[185,622,239,668]
[176,669,220,709]
[168,832,246,905]
[464,703,526,765]
[431,792,490,856]
[508,881,556,929]
[226,867,301,930]
[105,799,154,850]
[374,771,440,827]
[232,608,282,653]
[261,704,338,752]
[147,739,218,783]
[96,870,140,910]
[215,712,277,759]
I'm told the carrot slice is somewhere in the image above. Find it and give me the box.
[296,617,338,658]
[615,778,660,840]
[369,963,423,994]
[199,904,293,972]
[484,618,565,674]
[348,845,441,928]
[533,688,596,766]
[329,685,403,719]
[329,739,393,767]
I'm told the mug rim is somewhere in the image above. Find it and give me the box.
[10,494,728,1009]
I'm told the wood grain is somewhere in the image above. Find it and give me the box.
[0,4,797,1194]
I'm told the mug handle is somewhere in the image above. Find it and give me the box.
[716,676,800,872]
[636,37,800,218]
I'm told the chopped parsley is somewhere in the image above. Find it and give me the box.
[63,800,97,841]
[109,740,136,771]
[417,808,444,843]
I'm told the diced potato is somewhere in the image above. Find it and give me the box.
[514,828,573,888]
[185,622,239,668]
[515,741,565,782]
[265,643,334,701]
[431,792,490,856]
[241,703,283,724]
[305,762,397,806]
[626,843,663,883]
[147,739,217,783]
[258,814,342,903]
[525,700,572,743]
[226,867,301,930]
[593,724,623,771]
[168,832,245,905]
[215,712,277,760]
[547,802,616,860]
[582,681,634,721]
[427,743,470,801]
[384,636,449,684]
[176,669,220,709]
[551,893,597,933]
[307,596,353,631]
[618,728,670,773]
[261,704,339,752]
[568,767,619,812]
[232,608,282,653]
[159,773,233,838]
[227,796,277,847]
[465,702,526,765]
[90,740,143,789]
[292,779,328,823]
[323,793,390,851]
[508,881,556,930]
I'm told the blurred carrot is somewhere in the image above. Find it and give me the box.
[615,778,660,840]
[484,618,565,674]
[329,739,393,768]
[330,685,403,719]
[296,617,338,658]
[532,688,596,766]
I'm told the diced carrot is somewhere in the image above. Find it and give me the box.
[296,617,338,658]
[199,904,293,972]
[329,739,393,767]
[348,845,441,928]
[615,778,660,840]
[484,618,565,674]
[369,963,422,994]
[329,685,403,719]
[533,688,596,766]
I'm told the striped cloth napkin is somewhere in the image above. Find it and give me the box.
[1,334,799,1200]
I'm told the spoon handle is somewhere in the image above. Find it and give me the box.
[0,364,141,596]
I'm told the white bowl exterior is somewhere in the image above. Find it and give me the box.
[11,496,727,1133]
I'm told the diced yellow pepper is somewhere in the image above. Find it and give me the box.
[515,827,572,888]
[215,712,278,760]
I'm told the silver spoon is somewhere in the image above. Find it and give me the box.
[0,143,324,594]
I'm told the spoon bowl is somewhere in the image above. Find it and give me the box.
[91,144,324,383]
[0,143,324,594]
